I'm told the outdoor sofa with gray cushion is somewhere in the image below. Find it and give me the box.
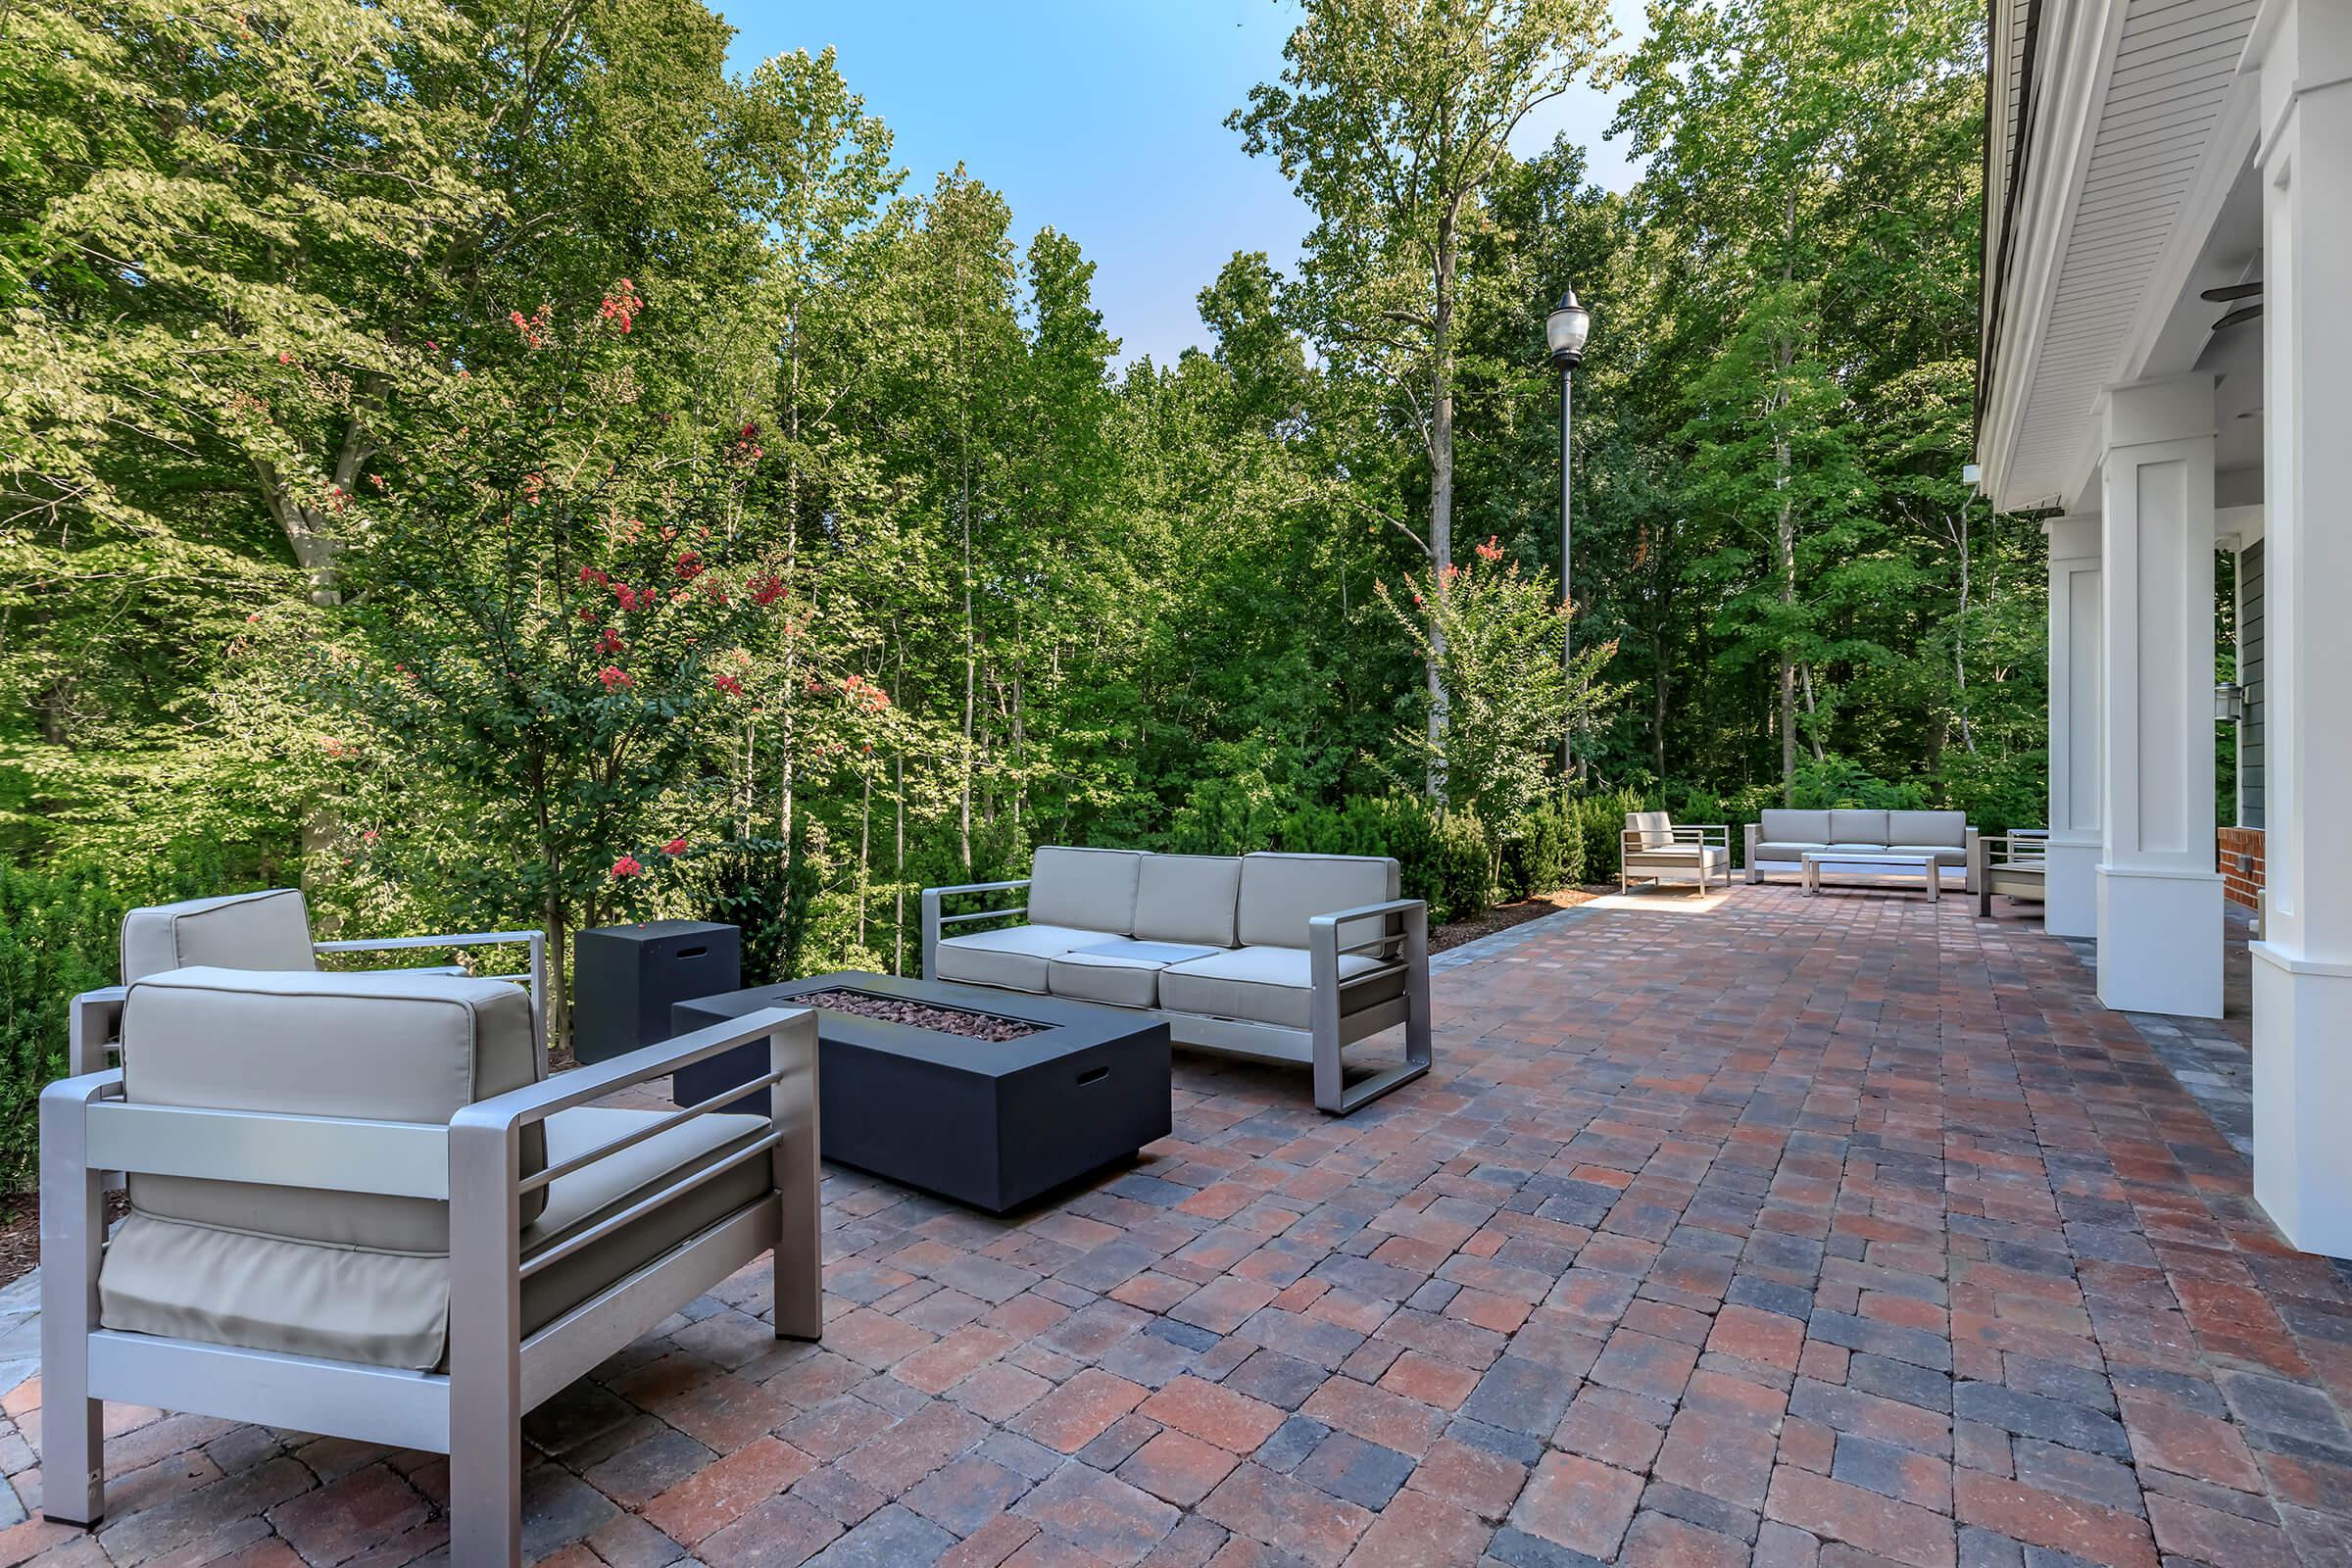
[1619,810,1731,894]
[1743,808,1981,892]
[43,959,819,1565]
[922,848,1430,1115]
[74,886,547,1080]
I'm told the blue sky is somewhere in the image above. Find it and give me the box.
[719,1,1647,368]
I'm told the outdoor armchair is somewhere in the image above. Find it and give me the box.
[1971,830,2049,917]
[41,966,820,1565]
[73,887,548,1078]
[1619,810,1731,894]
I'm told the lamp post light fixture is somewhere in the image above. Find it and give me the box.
[1546,287,1591,775]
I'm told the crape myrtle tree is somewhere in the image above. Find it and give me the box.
[320,281,791,1045]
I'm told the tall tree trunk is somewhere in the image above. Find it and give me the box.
[1798,662,1827,761]
[1650,630,1670,781]
[1425,228,1457,802]
[857,758,871,949]
[778,324,802,868]
[1777,433,1797,803]
[959,411,976,870]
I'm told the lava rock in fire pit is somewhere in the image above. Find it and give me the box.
[795,988,1041,1042]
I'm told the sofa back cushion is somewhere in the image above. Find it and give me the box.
[1237,853,1398,950]
[1028,847,1143,935]
[121,888,317,985]
[1134,855,1243,948]
[1886,809,1967,848]
[1758,808,1832,844]
[1627,810,1673,850]
[120,967,546,1250]
[1828,808,1890,846]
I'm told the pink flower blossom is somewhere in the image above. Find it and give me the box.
[579,565,608,586]
[1475,535,1503,564]
[713,673,744,697]
[613,583,638,612]
[599,665,633,691]
[598,627,624,656]
[610,856,643,879]
[750,573,784,606]
[662,838,689,856]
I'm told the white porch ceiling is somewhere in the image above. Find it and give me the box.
[1977,0,2261,514]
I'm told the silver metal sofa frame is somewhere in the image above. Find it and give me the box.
[1743,822,1982,894]
[920,881,1431,1116]
[71,926,550,1079]
[1618,821,1731,894]
[41,1005,821,1565]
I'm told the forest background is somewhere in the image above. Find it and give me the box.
[0,0,2031,1175]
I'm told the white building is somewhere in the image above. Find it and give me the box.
[1975,0,2351,1252]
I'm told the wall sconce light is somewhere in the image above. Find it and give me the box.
[2214,682,2246,722]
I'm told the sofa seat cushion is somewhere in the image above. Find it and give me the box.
[1159,946,1401,1031]
[1886,844,1969,867]
[932,924,1103,993]
[1822,843,1899,856]
[1049,940,1222,1008]
[522,1106,771,1338]
[1752,841,1828,861]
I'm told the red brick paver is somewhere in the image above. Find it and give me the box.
[10,883,2352,1564]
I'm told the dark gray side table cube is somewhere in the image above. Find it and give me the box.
[672,972,1170,1213]
[572,920,740,1063]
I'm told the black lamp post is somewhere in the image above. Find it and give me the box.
[1546,286,1592,774]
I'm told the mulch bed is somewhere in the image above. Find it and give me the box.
[798,988,1042,1042]
[1428,885,1607,954]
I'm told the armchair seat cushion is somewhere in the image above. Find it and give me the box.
[1048,940,1222,1008]
[931,923,1103,993]
[1159,946,1400,1030]
[522,1106,771,1338]
[97,1105,770,1370]
[1624,845,1724,865]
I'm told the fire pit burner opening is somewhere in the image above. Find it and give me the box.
[797,987,1042,1043]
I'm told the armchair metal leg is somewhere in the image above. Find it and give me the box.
[448,1122,523,1567]
[1313,911,1433,1117]
[769,1014,823,1342]
[38,1087,105,1527]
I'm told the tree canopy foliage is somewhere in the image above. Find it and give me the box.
[1,0,2033,1036]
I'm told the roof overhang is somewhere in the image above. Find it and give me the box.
[1975,0,2263,514]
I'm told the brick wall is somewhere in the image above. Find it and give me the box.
[2219,826,2265,911]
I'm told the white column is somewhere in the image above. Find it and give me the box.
[2094,374,2223,1018]
[2043,516,2101,937]
[2250,0,2352,1256]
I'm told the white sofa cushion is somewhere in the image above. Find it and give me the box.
[120,888,317,984]
[1758,808,1832,844]
[932,923,1102,993]
[1159,945,1402,1030]
[1235,853,1397,950]
[1752,840,1829,860]
[1028,847,1143,935]
[1886,809,1967,848]
[1048,939,1222,1008]
[1133,855,1243,948]
[1828,808,1890,846]
[1886,844,1970,867]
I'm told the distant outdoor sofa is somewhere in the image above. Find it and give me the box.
[48,894,821,1564]
[923,848,1431,1115]
[1744,808,1981,892]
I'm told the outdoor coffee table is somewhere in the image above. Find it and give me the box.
[1801,850,1940,902]
[670,972,1170,1213]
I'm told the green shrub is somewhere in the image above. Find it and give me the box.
[1569,785,1650,884]
[1498,796,1578,900]
[0,845,233,1194]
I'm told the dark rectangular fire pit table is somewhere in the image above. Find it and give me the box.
[670,972,1170,1213]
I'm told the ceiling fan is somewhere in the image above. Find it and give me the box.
[2202,279,2262,332]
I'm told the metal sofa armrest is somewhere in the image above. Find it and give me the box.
[70,987,127,1077]
[920,880,1032,978]
[1307,897,1429,968]
[1304,899,1431,1116]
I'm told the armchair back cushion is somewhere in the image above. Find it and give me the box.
[1886,809,1967,849]
[1757,809,1832,844]
[1236,853,1398,950]
[1828,808,1890,846]
[1027,847,1143,935]
[1627,810,1673,849]
[120,888,317,985]
[99,968,545,1368]
[1133,855,1243,949]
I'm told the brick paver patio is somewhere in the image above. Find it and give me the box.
[5,881,2350,1566]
